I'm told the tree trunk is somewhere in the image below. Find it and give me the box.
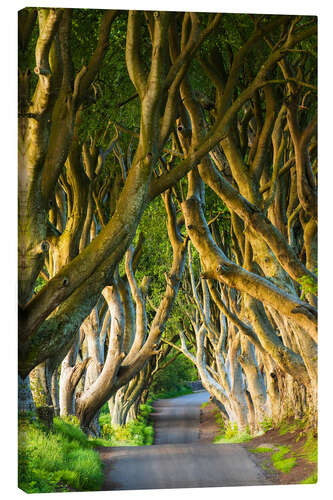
[18,375,35,414]
[239,337,268,429]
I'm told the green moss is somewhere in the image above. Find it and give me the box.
[297,270,317,299]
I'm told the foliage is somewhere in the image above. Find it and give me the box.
[279,418,307,436]
[151,385,193,400]
[148,351,197,399]
[98,401,154,446]
[214,420,252,444]
[260,417,273,433]
[18,415,103,493]
[297,270,318,299]
[133,196,173,305]
[33,275,46,295]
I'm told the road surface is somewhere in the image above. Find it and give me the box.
[99,391,270,491]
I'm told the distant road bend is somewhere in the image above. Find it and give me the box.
[99,391,270,490]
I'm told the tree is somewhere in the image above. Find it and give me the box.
[163,12,317,429]
[18,9,317,436]
[18,8,224,381]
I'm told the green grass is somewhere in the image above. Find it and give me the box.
[297,432,317,483]
[214,433,252,444]
[248,429,318,480]
[271,446,296,473]
[244,417,317,481]
[300,433,317,463]
[260,417,273,433]
[98,401,154,446]
[301,472,317,484]
[213,417,252,444]
[18,416,103,493]
[249,444,296,473]
[19,400,156,494]
[279,418,306,436]
[201,401,210,409]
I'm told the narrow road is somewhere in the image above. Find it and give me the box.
[152,391,209,444]
[99,391,269,491]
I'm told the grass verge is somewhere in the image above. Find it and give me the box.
[19,401,156,493]
[248,424,317,481]
[211,410,252,444]
[210,407,317,483]
[18,415,103,493]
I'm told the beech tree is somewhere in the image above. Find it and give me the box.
[18,8,317,435]
[18,9,222,377]
[163,12,317,429]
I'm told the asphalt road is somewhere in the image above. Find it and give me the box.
[151,391,210,444]
[99,391,270,491]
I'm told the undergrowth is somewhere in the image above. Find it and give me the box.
[300,433,317,463]
[98,401,154,446]
[279,418,306,436]
[212,409,317,483]
[18,415,103,493]
[19,400,156,493]
[213,416,252,444]
[271,446,296,473]
[248,418,317,481]
[151,384,193,400]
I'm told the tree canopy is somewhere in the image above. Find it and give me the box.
[18,8,317,436]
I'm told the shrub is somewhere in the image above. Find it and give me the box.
[148,351,197,399]
[98,400,155,446]
[213,419,252,444]
[224,422,238,440]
